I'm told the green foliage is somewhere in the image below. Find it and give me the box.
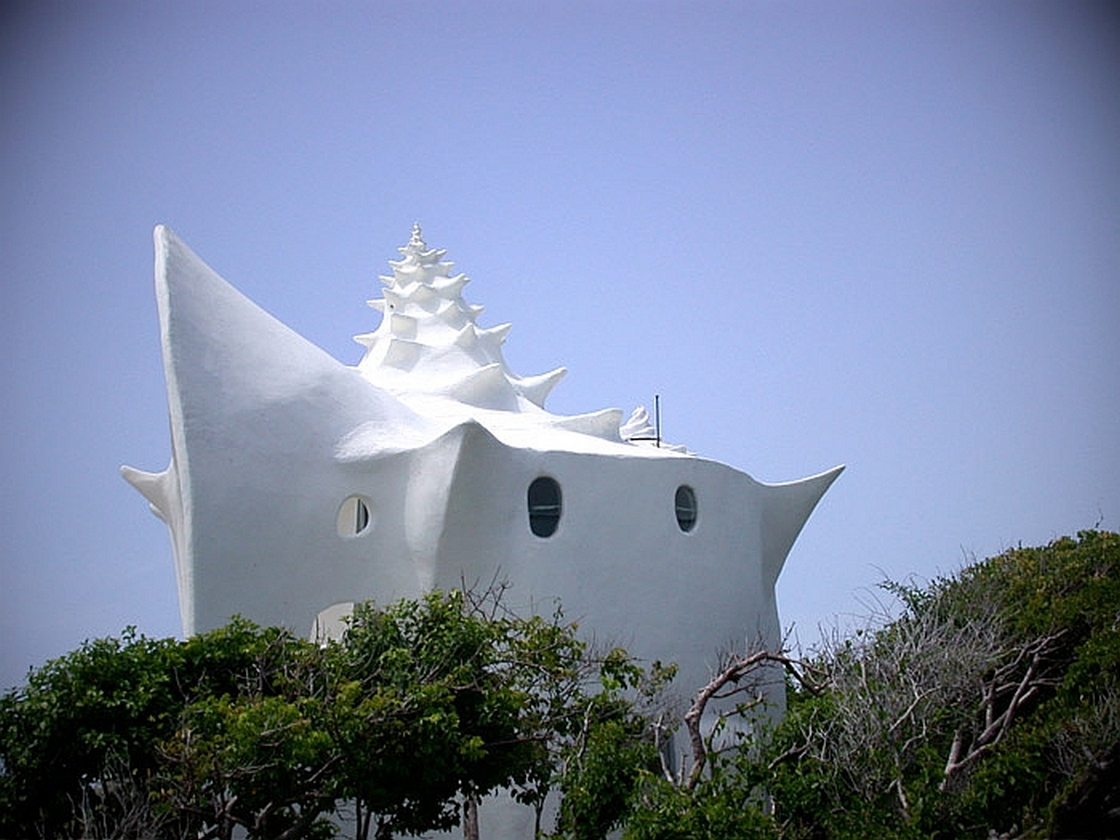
[0,629,168,828]
[7,532,1113,838]
[328,590,549,838]
[552,700,656,839]
[0,619,339,839]
[0,590,669,840]
[608,530,1120,839]
[625,738,778,840]
[624,772,776,840]
[763,530,1120,838]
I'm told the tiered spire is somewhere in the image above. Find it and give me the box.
[354,225,566,412]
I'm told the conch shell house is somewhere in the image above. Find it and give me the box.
[123,224,842,724]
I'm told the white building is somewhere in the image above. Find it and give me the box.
[123,224,840,827]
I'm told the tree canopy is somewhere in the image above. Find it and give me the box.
[0,588,666,840]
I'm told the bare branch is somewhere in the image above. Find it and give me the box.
[682,648,811,788]
[940,630,1067,789]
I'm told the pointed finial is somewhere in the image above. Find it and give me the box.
[407,222,425,252]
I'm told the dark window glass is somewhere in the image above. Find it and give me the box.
[675,485,697,532]
[528,477,562,537]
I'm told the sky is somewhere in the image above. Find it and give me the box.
[2,0,1118,692]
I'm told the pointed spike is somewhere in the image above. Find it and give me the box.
[366,299,385,313]
[480,323,512,345]
[446,363,518,410]
[760,466,845,585]
[120,465,171,519]
[453,324,477,349]
[516,367,567,408]
[353,331,378,348]
[432,273,469,297]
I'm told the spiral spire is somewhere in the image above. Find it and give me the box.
[354,225,566,412]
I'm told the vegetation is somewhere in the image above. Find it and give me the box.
[2,531,1117,838]
[627,529,1120,839]
[0,588,666,839]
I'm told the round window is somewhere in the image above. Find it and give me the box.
[675,485,697,533]
[337,495,373,537]
[528,476,562,538]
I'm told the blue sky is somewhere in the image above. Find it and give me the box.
[2,1,1118,691]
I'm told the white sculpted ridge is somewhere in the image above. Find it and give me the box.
[123,225,841,833]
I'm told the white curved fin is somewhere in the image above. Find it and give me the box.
[760,465,845,586]
[135,225,431,634]
[552,407,624,440]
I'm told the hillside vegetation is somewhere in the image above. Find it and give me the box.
[629,529,1120,839]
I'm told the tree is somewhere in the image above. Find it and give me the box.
[152,623,337,840]
[0,588,669,840]
[0,619,340,839]
[325,590,546,839]
[326,588,671,840]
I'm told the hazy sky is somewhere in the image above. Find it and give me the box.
[2,1,1118,691]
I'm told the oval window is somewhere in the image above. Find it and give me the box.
[528,477,562,538]
[337,495,373,537]
[675,485,697,533]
